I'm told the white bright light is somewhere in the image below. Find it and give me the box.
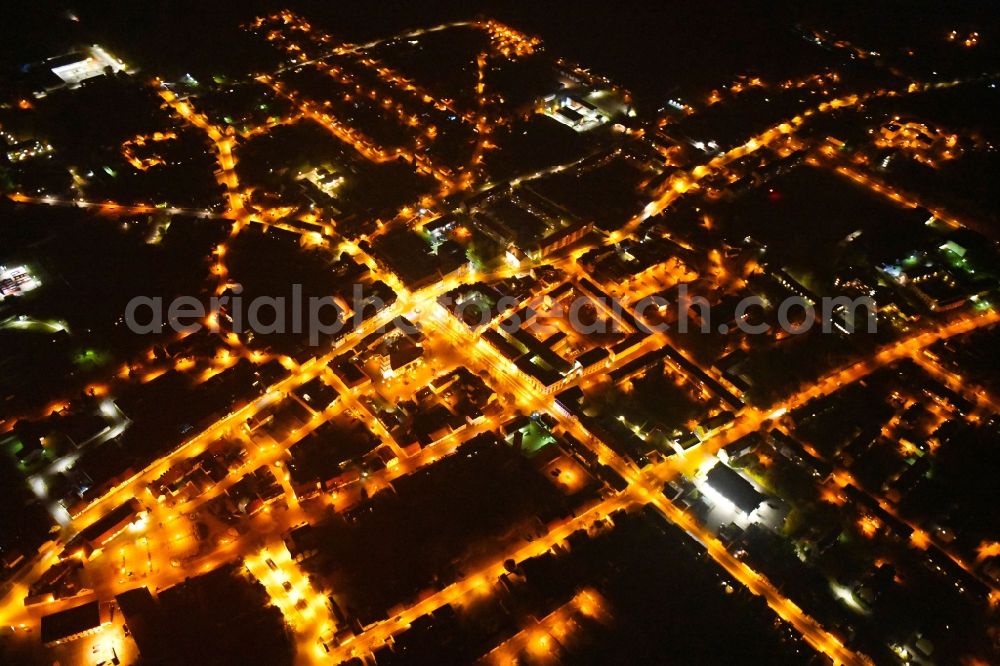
[699,482,738,516]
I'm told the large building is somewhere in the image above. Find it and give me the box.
[704,462,764,517]
[61,498,144,560]
[49,46,127,86]
[0,265,39,299]
[40,600,112,647]
[540,94,610,132]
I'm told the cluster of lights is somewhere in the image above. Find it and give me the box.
[947,30,980,48]
[480,20,541,59]
[6,139,54,163]
[874,119,962,168]
[120,131,177,171]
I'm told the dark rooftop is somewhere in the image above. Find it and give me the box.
[706,463,764,515]
[40,600,102,645]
